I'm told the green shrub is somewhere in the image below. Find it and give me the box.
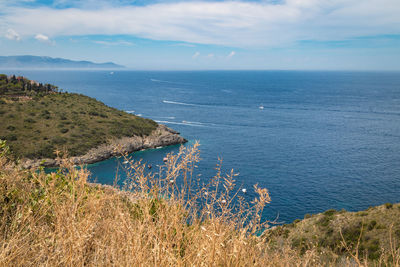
[51,136,67,145]
[323,209,337,216]
[5,134,17,141]
[368,220,377,230]
[385,203,393,209]
[24,118,36,123]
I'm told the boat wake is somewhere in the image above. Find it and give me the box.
[162,100,199,107]
[155,120,207,127]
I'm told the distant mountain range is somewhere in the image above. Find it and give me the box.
[0,56,125,69]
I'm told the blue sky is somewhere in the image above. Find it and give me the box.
[1,0,400,70]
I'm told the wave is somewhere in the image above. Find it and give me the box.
[154,116,176,120]
[155,120,206,127]
[182,120,207,125]
[162,100,199,107]
[125,110,135,114]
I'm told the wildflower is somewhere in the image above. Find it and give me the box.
[242,188,247,193]
[204,191,208,196]
[221,199,226,204]
[169,179,174,184]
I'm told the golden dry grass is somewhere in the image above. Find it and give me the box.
[0,140,399,266]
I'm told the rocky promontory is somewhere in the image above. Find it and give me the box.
[1,74,187,167]
[21,124,187,169]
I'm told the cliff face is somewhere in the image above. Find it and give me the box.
[21,124,187,168]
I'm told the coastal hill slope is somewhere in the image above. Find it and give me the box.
[0,55,124,69]
[0,74,186,167]
[267,203,400,261]
[0,141,398,266]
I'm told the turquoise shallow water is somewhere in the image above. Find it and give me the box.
[2,70,400,223]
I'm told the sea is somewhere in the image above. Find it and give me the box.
[2,70,400,223]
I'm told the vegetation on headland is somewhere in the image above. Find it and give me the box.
[0,141,399,266]
[267,203,400,263]
[0,74,157,159]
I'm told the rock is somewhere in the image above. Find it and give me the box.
[20,124,187,169]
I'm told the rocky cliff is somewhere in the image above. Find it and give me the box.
[21,124,187,168]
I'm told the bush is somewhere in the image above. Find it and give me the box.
[385,203,393,209]
[368,220,377,230]
[5,134,17,141]
[51,136,67,145]
[317,215,331,227]
[323,209,337,216]
[24,118,36,123]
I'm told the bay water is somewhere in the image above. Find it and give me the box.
[3,70,400,223]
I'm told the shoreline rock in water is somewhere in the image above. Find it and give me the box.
[21,124,187,169]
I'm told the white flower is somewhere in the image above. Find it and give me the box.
[169,179,174,184]
[242,188,247,193]
[221,199,226,204]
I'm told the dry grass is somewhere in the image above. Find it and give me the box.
[0,140,399,266]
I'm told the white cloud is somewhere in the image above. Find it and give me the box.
[5,29,20,41]
[1,0,400,47]
[192,51,200,59]
[35,33,54,44]
[227,51,236,59]
[172,43,196,47]
[93,40,134,46]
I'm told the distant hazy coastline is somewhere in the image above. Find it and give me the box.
[0,55,125,69]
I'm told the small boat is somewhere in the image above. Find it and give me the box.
[259,105,264,110]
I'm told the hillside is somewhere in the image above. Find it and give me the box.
[0,141,398,266]
[267,203,400,262]
[0,74,185,165]
[0,55,124,69]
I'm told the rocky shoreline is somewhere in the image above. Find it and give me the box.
[21,124,187,169]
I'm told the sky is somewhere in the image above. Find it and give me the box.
[1,0,400,70]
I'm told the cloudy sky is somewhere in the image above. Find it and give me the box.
[1,0,400,70]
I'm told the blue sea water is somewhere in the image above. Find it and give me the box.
[2,70,400,223]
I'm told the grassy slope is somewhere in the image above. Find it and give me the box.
[267,203,400,261]
[0,93,157,159]
[0,141,399,266]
